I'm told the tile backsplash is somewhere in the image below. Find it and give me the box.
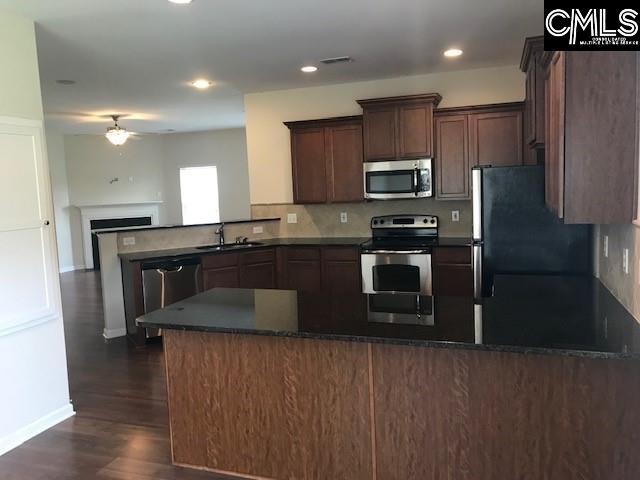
[251,199,472,238]
[116,199,471,254]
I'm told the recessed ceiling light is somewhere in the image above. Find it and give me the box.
[443,48,463,58]
[191,79,213,89]
[301,65,318,73]
[56,79,76,85]
[168,0,192,4]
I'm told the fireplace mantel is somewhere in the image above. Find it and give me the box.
[77,202,162,269]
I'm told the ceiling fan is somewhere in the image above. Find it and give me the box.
[105,115,129,146]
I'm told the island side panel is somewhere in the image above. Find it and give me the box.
[163,330,373,480]
[372,344,640,480]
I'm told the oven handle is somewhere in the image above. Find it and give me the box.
[361,249,432,254]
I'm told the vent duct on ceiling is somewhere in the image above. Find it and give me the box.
[320,56,353,65]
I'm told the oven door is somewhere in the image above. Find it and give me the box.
[361,252,432,295]
[364,159,432,199]
[368,294,435,326]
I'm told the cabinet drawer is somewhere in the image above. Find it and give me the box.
[323,246,359,262]
[242,248,275,265]
[202,252,239,270]
[287,247,321,261]
[203,266,239,289]
[434,247,471,264]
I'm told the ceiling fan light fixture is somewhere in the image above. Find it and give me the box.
[105,115,129,146]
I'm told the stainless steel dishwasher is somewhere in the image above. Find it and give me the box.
[141,256,202,339]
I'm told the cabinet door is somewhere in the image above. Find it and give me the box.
[239,249,276,289]
[285,247,322,292]
[326,124,364,202]
[203,266,239,289]
[469,109,523,167]
[398,103,434,159]
[434,114,469,199]
[362,107,397,161]
[322,247,361,293]
[544,51,565,217]
[291,127,327,204]
[433,247,472,296]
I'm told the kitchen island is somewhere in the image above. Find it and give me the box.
[138,275,640,480]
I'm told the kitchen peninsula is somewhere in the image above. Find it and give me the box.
[138,275,640,480]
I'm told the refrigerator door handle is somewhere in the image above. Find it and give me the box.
[472,168,482,241]
[473,244,483,301]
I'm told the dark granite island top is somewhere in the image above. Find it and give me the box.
[137,274,640,359]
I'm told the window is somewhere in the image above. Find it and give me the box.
[179,166,220,225]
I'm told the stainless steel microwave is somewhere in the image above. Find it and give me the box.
[363,158,432,200]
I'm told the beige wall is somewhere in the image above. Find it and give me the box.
[245,65,525,205]
[597,224,640,321]
[161,129,250,223]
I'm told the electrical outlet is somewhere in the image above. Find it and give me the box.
[623,248,629,274]
[604,235,609,257]
[340,212,348,223]
[451,210,460,222]
[252,225,264,234]
[287,213,297,224]
[122,236,136,246]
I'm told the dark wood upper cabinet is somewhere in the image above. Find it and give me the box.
[286,116,363,204]
[358,94,441,161]
[520,36,546,165]
[434,102,523,200]
[434,113,469,199]
[469,107,523,167]
[542,51,638,224]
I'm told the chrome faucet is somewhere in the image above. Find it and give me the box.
[215,223,225,246]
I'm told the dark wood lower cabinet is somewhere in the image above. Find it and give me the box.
[238,248,277,289]
[203,266,239,289]
[433,246,473,296]
[284,247,323,292]
[164,330,640,480]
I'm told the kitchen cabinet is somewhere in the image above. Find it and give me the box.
[520,36,545,165]
[285,116,363,204]
[434,113,469,199]
[542,51,638,224]
[282,246,361,292]
[432,246,473,296]
[202,252,239,289]
[358,94,442,161]
[239,248,277,289]
[434,102,524,200]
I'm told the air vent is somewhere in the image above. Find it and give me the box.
[320,56,353,65]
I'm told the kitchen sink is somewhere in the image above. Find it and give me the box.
[195,242,263,251]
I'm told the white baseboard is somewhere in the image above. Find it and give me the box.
[0,403,75,456]
[59,265,85,273]
[103,327,127,339]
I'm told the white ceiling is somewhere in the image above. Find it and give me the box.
[0,0,543,134]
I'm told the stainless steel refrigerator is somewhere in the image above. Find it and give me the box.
[472,165,592,299]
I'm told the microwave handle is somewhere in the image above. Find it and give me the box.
[413,168,419,197]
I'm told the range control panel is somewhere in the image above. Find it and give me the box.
[370,215,438,229]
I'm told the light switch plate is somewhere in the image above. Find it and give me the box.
[604,235,609,257]
[287,213,297,224]
[623,248,629,274]
[340,212,348,223]
[252,225,264,234]
[122,236,136,246]
[451,210,460,222]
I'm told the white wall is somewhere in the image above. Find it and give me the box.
[46,129,76,271]
[60,129,251,266]
[0,10,72,455]
[244,65,525,204]
[162,129,250,223]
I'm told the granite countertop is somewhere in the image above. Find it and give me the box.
[119,236,472,262]
[136,274,640,359]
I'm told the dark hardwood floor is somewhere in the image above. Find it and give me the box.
[0,270,233,480]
